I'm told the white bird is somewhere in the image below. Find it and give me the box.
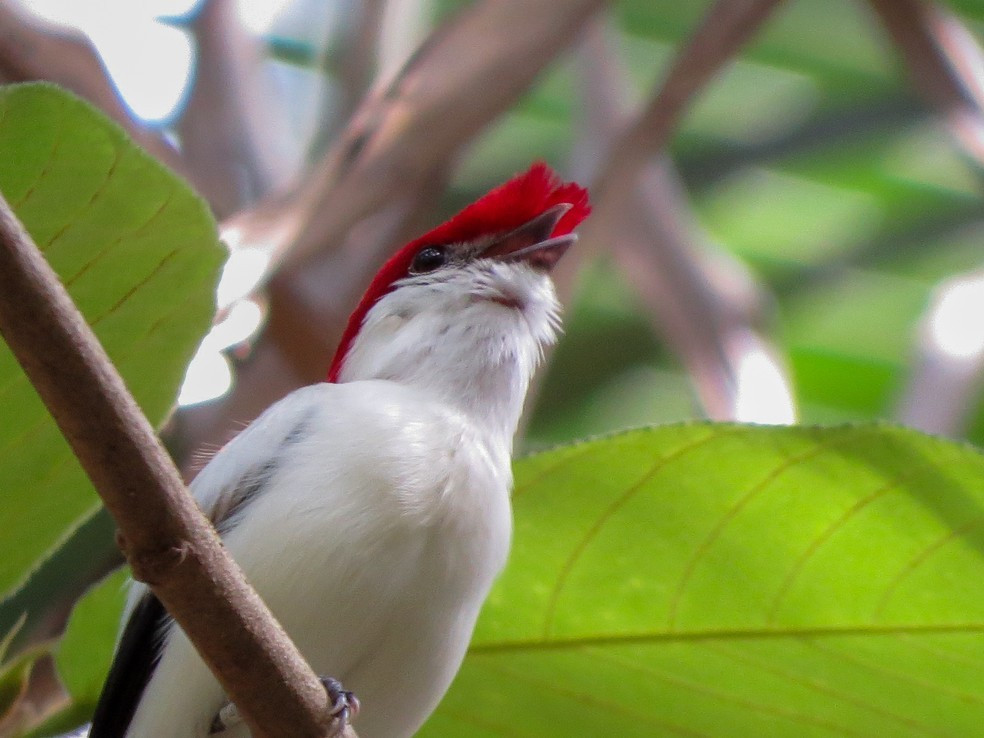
[87,163,591,738]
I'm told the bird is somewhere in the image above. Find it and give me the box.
[87,162,590,738]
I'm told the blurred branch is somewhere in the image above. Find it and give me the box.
[868,0,984,432]
[334,0,385,117]
[867,0,984,167]
[377,0,432,82]
[225,0,606,270]
[0,653,68,735]
[589,0,787,212]
[309,0,388,155]
[175,0,287,217]
[171,0,607,469]
[897,269,984,435]
[577,2,795,421]
[0,2,197,192]
[0,194,355,738]
[615,162,796,422]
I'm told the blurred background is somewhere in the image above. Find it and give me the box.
[5,0,984,458]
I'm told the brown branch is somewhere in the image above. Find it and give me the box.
[575,4,794,421]
[226,0,608,271]
[867,0,984,166]
[587,0,787,212]
[611,160,795,421]
[0,195,355,736]
[0,654,69,735]
[309,0,387,156]
[896,269,984,435]
[176,0,287,216]
[376,0,430,81]
[0,3,198,194]
[864,0,984,431]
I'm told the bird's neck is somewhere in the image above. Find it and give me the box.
[337,312,544,446]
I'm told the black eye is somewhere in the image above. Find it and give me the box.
[410,246,448,274]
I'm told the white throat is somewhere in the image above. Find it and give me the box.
[336,261,561,443]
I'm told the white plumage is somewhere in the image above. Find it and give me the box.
[89,162,589,738]
[124,263,559,737]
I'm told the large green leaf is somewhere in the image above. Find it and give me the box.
[423,423,984,736]
[0,83,222,644]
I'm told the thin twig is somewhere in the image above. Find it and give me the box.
[0,194,355,737]
[587,0,787,211]
[867,0,984,431]
[576,3,795,421]
[897,269,984,435]
[867,0,984,166]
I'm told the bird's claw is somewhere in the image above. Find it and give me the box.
[321,675,360,726]
[208,701,241,734]
[207,678,357,735]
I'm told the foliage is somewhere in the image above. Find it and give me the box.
[0,83,223,731]
[426,424,984,736]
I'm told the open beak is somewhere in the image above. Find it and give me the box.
[481,203,577,272]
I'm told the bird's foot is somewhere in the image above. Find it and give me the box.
[321,675,360,727]
[207,677,358,735]
[209,701,241,734]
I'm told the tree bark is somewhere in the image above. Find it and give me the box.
[0,193,356,737]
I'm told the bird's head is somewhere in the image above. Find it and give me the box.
[327,163,589,426]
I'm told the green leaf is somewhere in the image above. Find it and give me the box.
[17,570,130,738]
[0,508,121,658]
[0,82,221,666]
[424,423,984,736]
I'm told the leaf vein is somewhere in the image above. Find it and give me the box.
[766,464,926,623]
[476,659,711,737]
[540,427,726,639]
[806,637,984,705]
[471,623,984,655]
[873,515,984,619]
[667,431,857,629]
[10,96,68,211]
[587,647,864,736]
[704,641,947,735]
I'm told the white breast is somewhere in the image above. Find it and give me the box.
[126,381,513,738]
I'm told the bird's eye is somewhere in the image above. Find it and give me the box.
[410,246,448,274]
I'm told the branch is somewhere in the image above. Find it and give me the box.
[867,0,984,167]
[175,0,288,216]
[225,0,608,272]
[587,0,786,212]
[865,0,984,432]
[308,0,387,155]
[897,269,984,435]
[576,3,795,421]
[0,195,355,736]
